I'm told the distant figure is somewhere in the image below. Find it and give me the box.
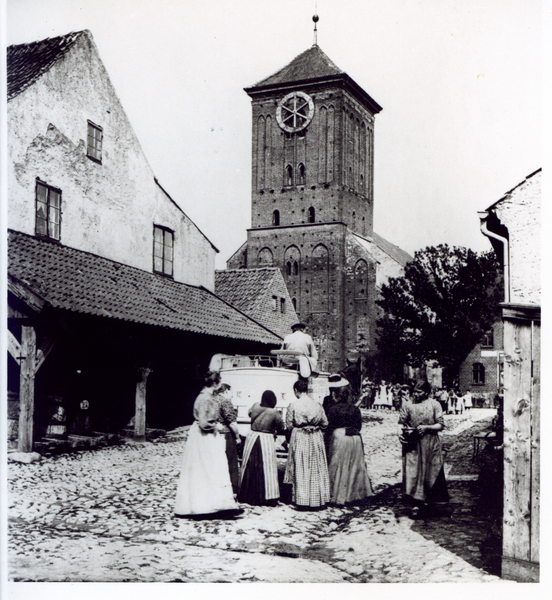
[399,380,448,518]
[284,379,330,509]
[174,371,242,519]
[239,390,285,506]
[281,322,318,378]
[326,388,373,506]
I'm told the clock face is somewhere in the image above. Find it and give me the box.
[276,91,315,133]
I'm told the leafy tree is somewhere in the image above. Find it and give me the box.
[375,244,503,386]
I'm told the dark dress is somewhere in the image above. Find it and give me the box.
[213,394,240,495]
[238,404,285,505]
[326,402,373,505]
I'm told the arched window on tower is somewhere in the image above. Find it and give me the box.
[308,206,315,223]
[286,261,292,276]
[292,297,297,311]
[286,164,293,187]
[272,210,280,226]
[298,163,306,185]
[293,261,299,275]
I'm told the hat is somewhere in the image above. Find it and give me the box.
[327,374,350,388]
[291,322,307,331]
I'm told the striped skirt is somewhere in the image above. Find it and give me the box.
[238,431,279,505]
[284,427,330,508]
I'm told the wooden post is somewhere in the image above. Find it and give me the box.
[18,325,37,453]
[134,367,152,442]
[501,306,540,582]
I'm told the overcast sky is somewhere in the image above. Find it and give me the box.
[5,0,544,269]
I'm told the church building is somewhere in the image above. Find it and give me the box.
[227,38,411,372]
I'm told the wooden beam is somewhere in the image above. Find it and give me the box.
[530,321,540,564]
[8,276,45,313]
[502,319,532,563]
[18,325,37,453]
[134,367,152,442]
[7,329,21,362]
[35,333,59,372]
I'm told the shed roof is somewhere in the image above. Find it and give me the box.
[8,230,281,344]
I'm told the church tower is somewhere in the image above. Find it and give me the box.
[228,29,411,372]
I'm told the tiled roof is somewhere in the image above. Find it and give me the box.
[370,232,413,267]
[8,231,281,344]
[250,45,344,89]
[7,31,85,101]
[215,268,298,339]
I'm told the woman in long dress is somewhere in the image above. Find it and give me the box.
[399,379,448,517]
[174,371,241,519]
[326,388,373,505]
[284,378,330,510]
[238,390,285,506]
[213,383,241,497]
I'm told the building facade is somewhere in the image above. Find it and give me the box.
[228,44,411,372]
[7,31,282,452]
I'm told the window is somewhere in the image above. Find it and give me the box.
[292,297,297,311]
[271,295,278,311]
[35,180,61,240]
[286,261,292,276]
[280,298,286,314]
[298,163,305,185]
[293,261,299,275]
[481,329,494,348]
[473,363,485,385]
[153,225,174,276]
[87,121,103,163]
[286,164,293,186]
[308,206,315,223]
[273,210,280,226]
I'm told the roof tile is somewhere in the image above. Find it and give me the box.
[8,231,281,345]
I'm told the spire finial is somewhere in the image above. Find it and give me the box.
[312,14,319,46]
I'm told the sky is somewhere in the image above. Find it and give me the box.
[4,0,545,269]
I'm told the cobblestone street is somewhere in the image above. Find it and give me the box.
[6,409,513,585]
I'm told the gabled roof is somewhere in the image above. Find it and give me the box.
[7,30,85,101]
[8,231,281,344]
[251,45,344,88]
[352,231,412,268]
[215,268,298,339]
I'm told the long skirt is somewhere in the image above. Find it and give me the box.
[174,422,237,517]
[284,428,330,508]
[328,428,373,505]
[402,433,449,504]
[238,431,279,505]
[224,432,239,495]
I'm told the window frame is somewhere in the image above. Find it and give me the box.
[472,362,486,385]
[35,179,61,241]
[86,120,103,164]
[153,224,175,277]
[481,329,494,348]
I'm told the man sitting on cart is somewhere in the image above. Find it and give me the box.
[280,322,319,378]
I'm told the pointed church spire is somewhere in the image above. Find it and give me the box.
[312,14,319,46]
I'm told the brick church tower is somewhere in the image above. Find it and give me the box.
[228,42,411,372]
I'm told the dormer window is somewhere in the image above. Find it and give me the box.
[87,121,103,163]
[153,225,174,277]
[35,180,61,240]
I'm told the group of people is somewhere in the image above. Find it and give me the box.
[174,369,448,520]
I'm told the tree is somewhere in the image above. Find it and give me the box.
[375,244,503,386]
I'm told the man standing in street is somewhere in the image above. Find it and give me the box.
[281,322,318,378]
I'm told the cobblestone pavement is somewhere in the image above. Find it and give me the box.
[6,409,514,584]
